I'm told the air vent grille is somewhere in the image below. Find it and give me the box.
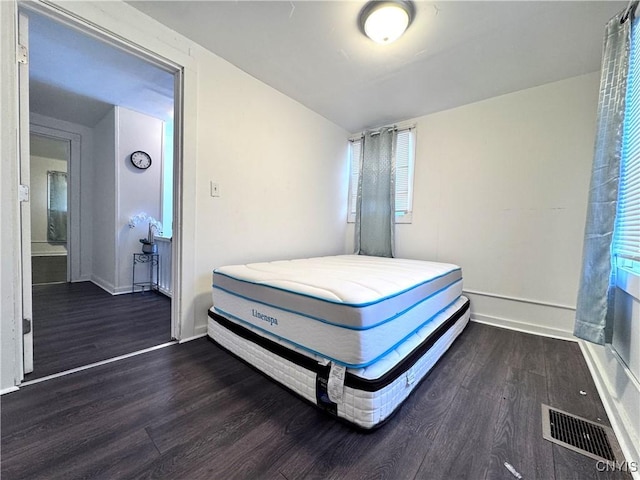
[542,404,623,464]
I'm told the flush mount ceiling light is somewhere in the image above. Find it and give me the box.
[359,1,415,45]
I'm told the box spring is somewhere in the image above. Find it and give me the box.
[207,296,470,429]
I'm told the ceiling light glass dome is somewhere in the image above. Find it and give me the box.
[359,1,415,45]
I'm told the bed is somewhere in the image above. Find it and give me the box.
[208,254,470,429]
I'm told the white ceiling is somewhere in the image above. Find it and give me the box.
[28,10,175,127]
[28,1,625,132]
[127,0,625,133]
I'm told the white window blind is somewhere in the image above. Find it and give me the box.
[615,18,640,269]
[348,139,362,221]
[347,128,415,222]
[395,129,413,215]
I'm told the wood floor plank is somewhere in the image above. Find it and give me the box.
[4,345,182,422]
[134,383,310,479]
[465,323,517,366]
[485,368,555,480]
[391,327,476,436]
[1,369,184,473]
[506,330,547,376]
[553,444,632,480]
[543,337,609,424]
[28,281,171,379]
[323,424,432,480]
[259,419,349,479]
[1,325,629,480]
[183,405,330,480]
[1,346,189,440]
[5,429,160,480]
[413,388,503,479]
[461,327,516,400]
[278,425,386,480]
[145,375,275,454]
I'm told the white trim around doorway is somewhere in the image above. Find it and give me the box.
[30,123,81,283]
[16,0,198,383]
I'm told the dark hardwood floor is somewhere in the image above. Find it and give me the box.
[27,281,172,380]
[1,322,631,480]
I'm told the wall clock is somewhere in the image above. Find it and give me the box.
[130,151,152,170]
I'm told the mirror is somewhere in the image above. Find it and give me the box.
[47,170,67,243]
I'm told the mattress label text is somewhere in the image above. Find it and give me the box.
[251,309,278,326]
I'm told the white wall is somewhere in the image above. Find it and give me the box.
[91,108,117,291]
[115,106,164,293]
[30,112,95,282]
[347,72,599,337]
[192,43,349,334]
[345,71,640,467]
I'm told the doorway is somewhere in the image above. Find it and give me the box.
[29,133,70,285]
[19,5,183,381]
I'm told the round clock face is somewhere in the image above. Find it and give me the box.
[130,151,152,170]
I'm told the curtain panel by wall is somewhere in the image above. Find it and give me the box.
[574,8,634,345]
[355,129,396,258]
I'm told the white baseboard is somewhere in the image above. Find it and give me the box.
[580,342,640,478]
[471,313,576,341]
[113,285,134,295]
[158,286,172,298]
[0,386,19,395]
[91,275,116,295]
[72,275,92,283]
[90,276,146,296]
[179,332,207,343]
[463,291,576,338]
[179,323,209,343]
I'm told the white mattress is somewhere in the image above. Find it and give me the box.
[208,296,471,429]
[212,255,463,367]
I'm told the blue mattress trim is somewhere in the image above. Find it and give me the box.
[212,267,461,308]
[212,278,462,331]
[213,295,463,369]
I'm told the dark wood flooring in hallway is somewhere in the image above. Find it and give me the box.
[27,281,172,380]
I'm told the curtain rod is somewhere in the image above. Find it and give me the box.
[349,122,416,141]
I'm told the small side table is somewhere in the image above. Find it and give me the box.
[132,253,159,294]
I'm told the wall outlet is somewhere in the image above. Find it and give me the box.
[210,181,220,197]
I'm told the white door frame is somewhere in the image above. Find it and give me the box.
[17,1,186,378]
[30,126,80,282]
[18,10,33,375]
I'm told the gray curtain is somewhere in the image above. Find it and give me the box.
[355,129,396,257]
[574,9,633,345]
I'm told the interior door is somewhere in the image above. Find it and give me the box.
[18,10,34,375]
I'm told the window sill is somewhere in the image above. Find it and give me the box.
[347,213,413,224]
[616,266,640,302]
[396,213,412,224]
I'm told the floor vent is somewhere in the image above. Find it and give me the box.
[541,404,623,463]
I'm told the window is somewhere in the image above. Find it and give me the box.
[614,18,640,274]
[161,120,174,238]
[347,128,416,223]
